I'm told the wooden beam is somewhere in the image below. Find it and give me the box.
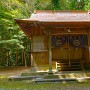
[39,22,90,30]
[51,33,87,35]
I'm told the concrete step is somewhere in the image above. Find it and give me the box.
[9,76,43,81]
[33,78,76,83]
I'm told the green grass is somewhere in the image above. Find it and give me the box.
[0,78,90,90]
[0,73,90,90]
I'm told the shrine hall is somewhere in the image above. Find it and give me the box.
[15,10,90,73]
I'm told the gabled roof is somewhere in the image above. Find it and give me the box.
[15,10,90,38]
[29,10,90,22]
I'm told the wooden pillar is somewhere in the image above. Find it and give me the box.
[31,36,34,66]
[88,29,90,61]
[48,31,53,74]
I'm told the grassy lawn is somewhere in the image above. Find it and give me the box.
[0,67,90,90]
[0,77,90,90]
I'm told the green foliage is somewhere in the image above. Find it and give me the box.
[68,0,86,10]
[0,0,32,66]
[0,39,24,49]
[34,0,89,10]
[51,0,60,9]
[85,0,90,10]
[34,0,50,10]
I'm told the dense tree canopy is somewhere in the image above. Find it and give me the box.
[0,0,90,66]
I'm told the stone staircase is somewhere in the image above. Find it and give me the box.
[56,60,84,71]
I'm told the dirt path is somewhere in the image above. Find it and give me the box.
[0,66,30,76]
[0,66,90,79]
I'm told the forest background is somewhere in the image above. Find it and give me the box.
[0,0,90,67]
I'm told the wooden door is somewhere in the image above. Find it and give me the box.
[52,35,87,62]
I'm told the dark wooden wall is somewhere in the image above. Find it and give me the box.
[30,27,90,69]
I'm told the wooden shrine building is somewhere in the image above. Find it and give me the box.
[15,10,90,73]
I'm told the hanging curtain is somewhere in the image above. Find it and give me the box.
[51,36,66,48]
[69,35,88,48]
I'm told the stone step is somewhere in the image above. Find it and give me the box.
[33,78,76,83]
[9,76,43,81]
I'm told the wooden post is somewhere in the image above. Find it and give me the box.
[31,36,34,66]
[48,30,53,74]
[88,29,90,61]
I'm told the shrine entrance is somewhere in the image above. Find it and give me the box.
[52,34,88,71]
